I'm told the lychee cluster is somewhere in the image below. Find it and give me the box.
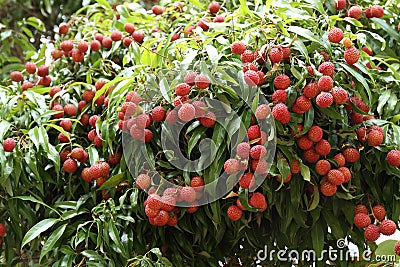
[356,125,384,147]
[138,175,205,226]
[353,204,397,242]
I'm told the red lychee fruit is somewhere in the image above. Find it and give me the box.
[2,138,16,152]
[316,92,334,108]
[343,148,360,163]
[227,205,242,221]
[272,103,290,124]
[178,103,196,122]
[386,150,400,167]
[372,205,386,221]
[328,28,344,43]
[316,160,331,176]
[224,159,239,174]
[269,47,283,63]
[347,6,363,20]
[317,76,334,92]
[194,74,210,89]
[273,74,290,90]
[344,47,360,65]
[63,158,78,173]
[364,224,381,241]
[320,181,337,196]
[208,1,220,14]
[354,213,371,228]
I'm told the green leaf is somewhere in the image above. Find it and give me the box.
[205,45,219,66]
[40,224,67,262]
[98,172,126,190]
[371,18,400,42]
[287,26,324,47]
[311,223,324,256]
[21,218,58,249]
[300,163,311,182]
[338,63,372,103]
[159,77,171,103]
[108,220,128,258]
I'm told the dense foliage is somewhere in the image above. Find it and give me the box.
[1,0,400,266]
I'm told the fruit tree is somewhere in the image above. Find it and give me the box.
[0,0,400,266]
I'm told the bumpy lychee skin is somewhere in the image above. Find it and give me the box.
[251,159,268,174]
[184,72,197,86]
[356,127,367,142]
[214,15,225,23]
[303,82,319,99]
[240,50,255,63]
[364,224,381,241]
[294,96,312,113]
[61,40,73,52]
[236,142,251,159]
[250,145,267,160]
[318,62,335,77]
[344,48,360,65]
[249,192,267,211]
[304,148,320,163]
[239,173,254,189]
[315,160,331,176]
[136,174,151,191]
[178,103,196,122]
[272,90,288,103]
[224,159,239,174]
[315,139,331,156]
[274,74,290,90]
[328,28,344,43]
[152,106,166,122]
[231,41,246,55]
[297,136,313,151]
[290,159,301,174]
[347,5,363,20]
[334,0,346,10]
[227,205,243,221]
[332,87,348,104]
[247,125,261,140]
[367,130,384,146]
[64,104,77,117]
[175,83,191,96]
[180,186,196,203]
[354,204,368,215]
[124,23,135,34]
[372,205,386,220]
[333,153,346,167]
[339,167,351,182]
[317,76,334,92]
[320,181,337,196]
[244,70,260,86]
[3,138,16,152]
[327,169,344,185]
[272,103,290,124]
[269,47,283,63]
[199,112,216,127]
[308,126,323,143]
[194,74,210,89]
[316,92,334,108]
[354,213,371,228]
[63,158,78,173]
[379,219,397,236]
[386,150,400,167]
[132,30,144,43]
[343,148,360,163]
[255,104,271,120]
